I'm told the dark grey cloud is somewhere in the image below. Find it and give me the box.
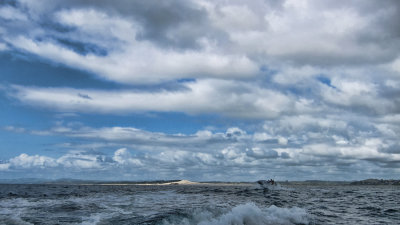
[379,144,400,154]
[0,0,17,7]
[15,0,223,50]
[77,93,92,99]
[4,0,400,68]
[56,39,108,56]
[246,148,279,159]
[78,0,219,50]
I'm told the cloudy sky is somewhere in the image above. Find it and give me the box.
[1,0,400,181]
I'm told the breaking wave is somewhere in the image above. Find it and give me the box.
[161,202,309,225]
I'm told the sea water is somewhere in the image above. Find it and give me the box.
[0,183,399,224]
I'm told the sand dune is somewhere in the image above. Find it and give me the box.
[142,180,199,185]
[167,180,199,185]
[96,180,251,186]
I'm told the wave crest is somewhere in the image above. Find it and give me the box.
[162,202,309,225]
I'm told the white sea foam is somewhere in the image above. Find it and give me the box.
[0,199,34,225]
[80,213,103,225]
[162,202,309,225]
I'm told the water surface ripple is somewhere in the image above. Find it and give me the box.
[0,184,399,224]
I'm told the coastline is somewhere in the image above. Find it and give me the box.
[1,178,399,186]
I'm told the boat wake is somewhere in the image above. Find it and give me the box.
[161,202,309,225]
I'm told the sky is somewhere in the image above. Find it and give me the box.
[0,0,400,181]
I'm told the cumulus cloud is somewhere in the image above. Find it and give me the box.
[1,138,398,180]
[0,149,138,171]
[56,151,106,169]
[113,148,143,166]
[9,153,57,169]
[2,119,399,180]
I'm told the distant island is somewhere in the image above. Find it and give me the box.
[350,179,400,185]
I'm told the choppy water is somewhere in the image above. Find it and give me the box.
[0,183,399,224]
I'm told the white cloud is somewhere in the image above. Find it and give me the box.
[246,147,279,159]
[390,57,400,73]
[0,42,7,51]
[9,153,57,169]
[321,79,394,114]
[5,7,258,84]
[272,66,320,85]
[278,137,288,145]
[202,0,397,67]
[11,36,257,84]
[0,163,10,171]
[113,148,143,166]
[8,79,296,119]
[208,4,263,32]
[56,151,105,169]
[4,0,399,85]
[302,140,400,162]
[3,149,138,171]
[3,119,399,175]
[1,123,400,180]
[0,6,28,21]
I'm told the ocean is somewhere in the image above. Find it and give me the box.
[0,183,399,224]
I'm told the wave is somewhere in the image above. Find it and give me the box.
[161,202,309,225]
[250,183,292,191]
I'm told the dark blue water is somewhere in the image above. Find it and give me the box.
[0,183,399,224]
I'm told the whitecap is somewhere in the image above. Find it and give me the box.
[162,202,309,225]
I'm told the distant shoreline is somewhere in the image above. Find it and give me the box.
[349,179,400,185]
[0,178,399,185]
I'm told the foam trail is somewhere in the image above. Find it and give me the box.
[162,202,309,225]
